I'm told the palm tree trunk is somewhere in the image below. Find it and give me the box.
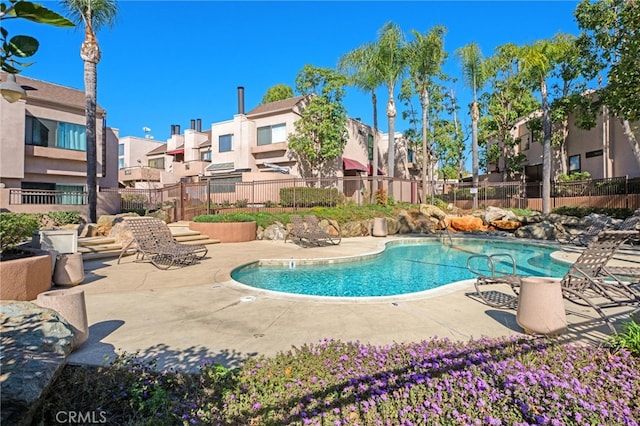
[541,80,552,214]
[387,90,396,199]
[421,89,429,204]
[84,59,97,223]
[471,100,479,209]
[371,90,379,198]
[80,22,101,223]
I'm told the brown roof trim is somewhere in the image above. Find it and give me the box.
[146,144,167,155]
[245,95,307,117]
[2,73,106,114]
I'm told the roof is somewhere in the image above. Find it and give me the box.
[246,95,306,117]
[2,73,106,114]
[147,144,167,155]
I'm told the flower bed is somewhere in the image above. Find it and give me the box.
[34,336,640,425]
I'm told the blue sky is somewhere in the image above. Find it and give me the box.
[10,1,581,150]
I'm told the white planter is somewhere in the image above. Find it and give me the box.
[33,229,78,254]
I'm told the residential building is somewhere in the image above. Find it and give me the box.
[152,88,410,184]
[0,74,119,215]
[117,136,165,188]
[487,107,640,182]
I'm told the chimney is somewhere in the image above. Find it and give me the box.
[237,86,245,115]
[190,119,195,130]
[175,124,181,135]
[170,124,175,135]
[196,118,202,132]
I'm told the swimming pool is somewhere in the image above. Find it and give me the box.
[231,238,569,298]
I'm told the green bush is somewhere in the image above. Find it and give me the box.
[552,206,633,219]
[193,213,255,223]
[609,317,640,356]
[46,210,82,226]
[280,187,342,207]
[0,212,41,252]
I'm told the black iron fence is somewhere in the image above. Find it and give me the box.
[8,176,640,221]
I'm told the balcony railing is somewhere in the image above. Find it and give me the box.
[9,189,87,205]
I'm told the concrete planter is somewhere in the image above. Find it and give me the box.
[189,221,257,243]
[0,249,52,301]
[516,277,567,335]
[53,252,85,286]
[36,289,89,349]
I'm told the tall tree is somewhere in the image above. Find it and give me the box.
[405,25,446,203]
[575,0,640,167]
[60,0,117,223]
[371,22,406,197]
[480,43,539,181]
[338,41,383,195]
[517,38,566,214]
[456,42,487,209]
[260,83,294,104]
[288,65,348,178]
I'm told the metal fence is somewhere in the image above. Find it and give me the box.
[8,189,87,205]
[8,176,640,221]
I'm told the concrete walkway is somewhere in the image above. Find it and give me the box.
[67,236,639,372]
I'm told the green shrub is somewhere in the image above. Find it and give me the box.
[557,171,591,182]
[552,206,633,219]
[46,210,82,226]
[279,187,342,207]
[193,213,255,223]
[609,317,640,356]
[0,212,41,252]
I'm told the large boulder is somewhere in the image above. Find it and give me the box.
[386,217,401,235]
[260,222,287,240]
[341,221,369,237]
[448,216,487,232]
[514,222,558,240]
[107,221,134,245]
[419,204,446,221]
[1,302,75,425]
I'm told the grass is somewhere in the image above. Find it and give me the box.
[33,334,639,425]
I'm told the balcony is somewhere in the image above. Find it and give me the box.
[250,141,288,155]
[26,145,86,161]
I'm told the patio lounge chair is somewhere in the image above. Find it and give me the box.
[304,215,341,246]
[468,230,640,332]
[118,217,208,269]
[557,215,609,246]
[284,215,313,246]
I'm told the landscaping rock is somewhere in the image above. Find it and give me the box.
[108,221,134,245]
[1,301,74,426]
[514,221,558,240]
[341,221,369,237]
[490,220,522,231]
[262,222,287,241]
[386,217,401,235]
[448,216,486,232]
[418,204,446,221]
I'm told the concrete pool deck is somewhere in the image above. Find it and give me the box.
[67,236,640,372]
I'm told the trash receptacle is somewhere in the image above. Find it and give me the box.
[53,252,85,286]
[516,277,567,335]
[372,217,388,237]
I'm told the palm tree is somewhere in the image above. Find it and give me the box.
[371,22,406,198]
[61,0,117,223]
[517,39,562,214]
[338,42,383,196]
[405,26,446,203]
[456,42,487,209]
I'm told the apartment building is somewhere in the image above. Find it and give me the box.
[145,88,410,184]
[0,74,119,214]
[487,107,640,182]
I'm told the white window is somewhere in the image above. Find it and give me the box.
[257,123,286,146]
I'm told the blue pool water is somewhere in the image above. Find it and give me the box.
[231,239,570,298]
